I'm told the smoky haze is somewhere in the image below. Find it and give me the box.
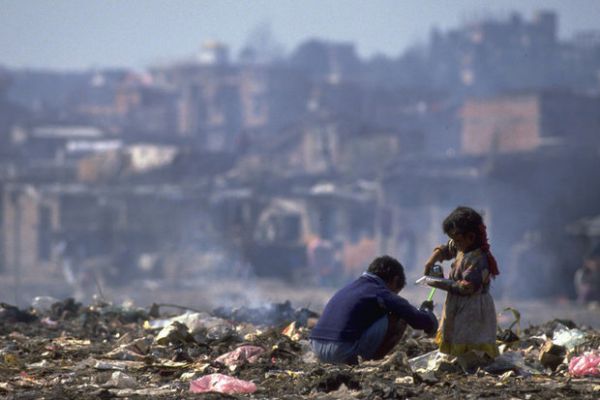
[1,3,600,327]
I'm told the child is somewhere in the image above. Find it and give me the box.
[424,206,499,358]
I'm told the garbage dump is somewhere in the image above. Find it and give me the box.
[0,299,598,399]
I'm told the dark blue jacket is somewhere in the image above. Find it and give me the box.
[310,273,438,342]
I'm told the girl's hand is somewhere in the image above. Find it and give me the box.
[424,259,435,276]
[424,249,441,275]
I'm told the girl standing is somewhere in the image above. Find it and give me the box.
[424,206,499,358]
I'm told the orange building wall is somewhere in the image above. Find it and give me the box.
[461,95,542,155]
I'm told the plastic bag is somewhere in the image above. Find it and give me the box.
[408,350,449,372]
[552,327,587,351]
[215,345,265,366]
[145,312,233,339]
[568,351,600,377]
[31,296,59,314]
[485,350,542,376]
[189,373,257,394]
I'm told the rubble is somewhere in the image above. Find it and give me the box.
[0,298,598,399]
[539,341,566,371]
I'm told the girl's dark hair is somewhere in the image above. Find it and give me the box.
[443,206,500,277]
[443,206,484,239]
[368,255,406,289]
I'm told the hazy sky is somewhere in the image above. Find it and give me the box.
[1,0,600,71]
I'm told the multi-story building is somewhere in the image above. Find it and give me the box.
[461,90,600,155]
[429,11,559,93]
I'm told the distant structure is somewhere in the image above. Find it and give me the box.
[290,39,362,84]
[429,10,559,94]
[461,90,600,155]
[197,40,230,66]
[3,9,600,300]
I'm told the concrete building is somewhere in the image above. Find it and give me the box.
[461,90,600,155]
[429,11,559,94]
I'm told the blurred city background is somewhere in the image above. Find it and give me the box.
[0,1,599,326]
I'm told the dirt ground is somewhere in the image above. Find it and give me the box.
[0,295,598,399]
[0,274,599,399]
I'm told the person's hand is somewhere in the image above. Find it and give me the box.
[429,264,444,278]
[423,248,442,275]
[423,260,435,276]
[420,300,434,312]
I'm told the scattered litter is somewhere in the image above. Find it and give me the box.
[154,321,195,345]
[40,317,59,328]
[145,311,234,339]
[0,298,597,398]
[568,351,600,376]
[31,296,60,315]
[215,345,265,366]
[552,326,587,351]
[456,350,493,372]
[109,385,176,397]
[282,321,303,340]
[538,340,566,371]
[497,307,521,345]
[103,371,137,389]
[395,376,414,384]
[408,350,449,372]
[189,373,257,394]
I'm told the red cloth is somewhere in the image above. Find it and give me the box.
[479,224,500,277]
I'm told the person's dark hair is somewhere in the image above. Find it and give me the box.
[368,255,406,289]
[443,206,500,277]
[442,206,484,239]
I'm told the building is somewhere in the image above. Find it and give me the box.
[461,90,600,155]
[429,11,559,94]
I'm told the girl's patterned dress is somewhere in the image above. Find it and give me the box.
[434,240,499,358]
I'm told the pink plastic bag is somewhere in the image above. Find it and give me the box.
[189,373,257,394]
[215,345,265,366]
[568,351,600,377]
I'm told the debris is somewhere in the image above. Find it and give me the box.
[394,376,414,384]
[40,317,59,328]
[538,340,566,371]
[154,321,195,345]
[282,320,302,340]
[31,296,60,315]
[484,351,542,376]
[189,373,257,394]
[103,371,137,389]
[214,345,265,366]
[568,351,600,377]
[0,299,598,398]
[213,300,319,327]
[109,385,176,397]
[456,350,494,372]
[145,311,234,340]
[408,350,449,372]
[0,303,37,323]
[552,326,588,351]
[497,307,521,346]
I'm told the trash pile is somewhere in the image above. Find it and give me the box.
[0,298,599,399]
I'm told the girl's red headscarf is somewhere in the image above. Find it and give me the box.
[479,223,499,277]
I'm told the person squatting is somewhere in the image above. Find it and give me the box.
[309,255,438,364]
